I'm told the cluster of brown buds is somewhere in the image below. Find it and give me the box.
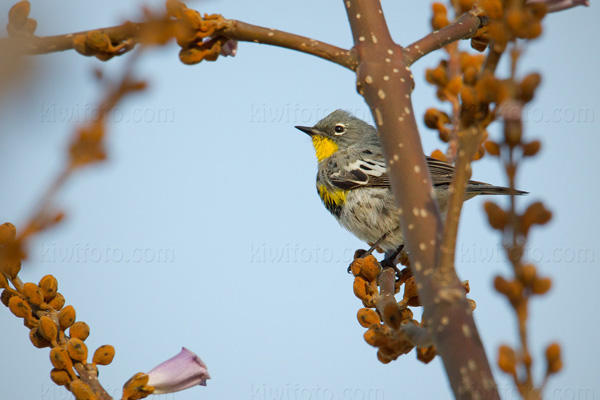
[424,3,497,163]
[1,234,115,400]
[73,30,136,62]
[6,1,36,37]
[350,254,474,364]
[473,0,547,53]
[165,0,237,65]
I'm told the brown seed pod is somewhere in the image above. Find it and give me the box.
[522,140,541,157]
[364,325,389,347]
[8,295,31,319]
[0,273,8,289]
[357,308,380,328]
[416,346,437,364]
[69,321,90,341]
[58,305,76,330]
[498,345,517,374]
[50,368,72,386]
[48,293,65,311]
[67,338,88,363]
[92,345,115,366]
[377,350,393,364]
[484,140,501,156]
[8,1,30,29]
[545,342,562,373]
[39,275,58,302]
[69,379,94,400]
[532,277,552,295]
[22,282,44,306]
[29,328,51,348]
[353,277,370,301]
[50,346,73,370]
[360,256,380,282]
[1,289,14,307]
[382,302,403,330]
[38,316,59,342]
[519,264,537,287]
[484,202,507,230]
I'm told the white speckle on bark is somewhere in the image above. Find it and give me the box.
[378,89,386,99]
[393,154,400,161]
[414,165,420,173]
[408,224,414,230]
[441,316,449,325]
[404,107,411,115]
[414,261,422,271]
[365,75,373,84]
[462,324,471,338]
[371,34,378,44]
[356,13,361,19]
[419,243,426,251]
[413,207,419,216]
[359,36,365,42]
[383,75,389,81]
[374,108,383,126]
[468,359,477,371]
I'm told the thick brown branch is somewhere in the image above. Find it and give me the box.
[344,1,499,399]
[0,18,356,69]
[403,10,484,66]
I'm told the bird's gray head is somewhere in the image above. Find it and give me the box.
[295,110,378,162]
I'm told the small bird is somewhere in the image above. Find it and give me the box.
[296,110,526,258]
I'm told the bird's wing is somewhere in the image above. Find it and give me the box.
[327,150,390,191]
[327,152,462,190]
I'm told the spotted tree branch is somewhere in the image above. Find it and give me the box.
[403,10,485,66]
[1,18,356,69]
[343,1,499,399]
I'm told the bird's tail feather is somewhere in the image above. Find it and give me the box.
[468,184,528,196]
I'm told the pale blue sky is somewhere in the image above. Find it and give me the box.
[1,1,598,400]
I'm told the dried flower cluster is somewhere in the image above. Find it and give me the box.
[349,254,475,364]
[1,227,115,400]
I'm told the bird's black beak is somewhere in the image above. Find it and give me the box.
[295,126,317,136]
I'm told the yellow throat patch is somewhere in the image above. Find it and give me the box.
[311,136,339,162]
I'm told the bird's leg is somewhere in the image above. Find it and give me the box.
[348,232,389,273]
[380,245,405,279]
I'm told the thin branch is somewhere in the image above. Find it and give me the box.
[221,20,356,70]
[437,126,483,275]
[0,18,357,70]
[403,10,484,66]
[344,1,499,399]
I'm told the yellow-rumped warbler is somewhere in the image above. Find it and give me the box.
[296,110,526,255]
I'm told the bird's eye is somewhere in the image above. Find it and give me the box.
[334,124,346,135]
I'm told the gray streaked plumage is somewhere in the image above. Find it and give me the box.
[296,109,526,252]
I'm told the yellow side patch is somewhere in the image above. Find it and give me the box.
[318,185,347,216]
[311,136,339,162]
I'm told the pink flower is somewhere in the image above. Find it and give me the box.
[220,40,238,57]
[146,347,210,394]
[526,0,590,12]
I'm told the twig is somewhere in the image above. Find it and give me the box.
[437,126,483,276]
[403,10,484,66]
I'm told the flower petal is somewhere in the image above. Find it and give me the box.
[146,347,210,394]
